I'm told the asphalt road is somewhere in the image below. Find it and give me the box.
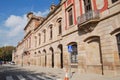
[0,64,55,80]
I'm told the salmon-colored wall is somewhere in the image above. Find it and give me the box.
[93,0,108,12]
[64,0,77,30]
[64,0,108,30]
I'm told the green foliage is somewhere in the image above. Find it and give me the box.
[0,46,15,61]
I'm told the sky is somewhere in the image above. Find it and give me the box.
[0,0,60,47]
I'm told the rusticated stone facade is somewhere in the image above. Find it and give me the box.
[13,0,120,76]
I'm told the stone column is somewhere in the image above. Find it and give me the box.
[54,52,61,68]
[78,43,87,73]
[63,51,69,70]
[28,55,30,66]
[20,55,23,66]
[30,58,34,65]
[40,54,45,67]
[23,56,25,66]
[36,56,39,66]
[38,55,41,66]
[34,56,37,66]
[46,53,52,68]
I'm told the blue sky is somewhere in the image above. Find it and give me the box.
[0,0,59,47]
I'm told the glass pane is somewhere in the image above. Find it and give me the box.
[68,9,73,26]
[70,44,78,63]
[112,0,118,3]
[116,34,120,58]
[84,0,92,12]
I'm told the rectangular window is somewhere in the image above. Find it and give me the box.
[112,0,118,3]
[58,21,62,35]
[35,36,37,47]
[43,30,46,43]
[27,39,28,48]
[71,52,78,63]
[50,27,52,39]
[84,0,92,13]
[68,8,73,26]
[116,34,120,59]
[29,37,31,48]
[38,33,41,45]
[25,40,27,49]
[69,44,78,63]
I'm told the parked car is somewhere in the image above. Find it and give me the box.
[0,61,2,65]
[10,61,15,65]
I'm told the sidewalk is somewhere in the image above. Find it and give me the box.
[16,65,120,80]
[71,72,120,80]
[17,65,65,80]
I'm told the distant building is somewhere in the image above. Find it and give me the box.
[13,0,120,75]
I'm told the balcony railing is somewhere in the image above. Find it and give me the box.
[77,10,100,25]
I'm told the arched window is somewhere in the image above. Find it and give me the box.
[27,39,28,48]
[34,36,37,47]
[116,33,120,58]
[29,37,31,48]
[71,44,78,63]
[56,18,62,35]
[110,28,120,60]
[43,30,46,43]
[34,52,37,57]
[43,49,47,67]
[58,20,62,35]
[68,42,78,63]
[50,26,53,39]
[84,36,104,74]
[58,44,63,68]
[38,51,41,54]
[49,47,54,68]
[38,33,41,45]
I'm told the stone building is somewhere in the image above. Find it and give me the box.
[13,0,120,75]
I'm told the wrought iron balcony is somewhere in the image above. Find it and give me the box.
[77,10,100,32]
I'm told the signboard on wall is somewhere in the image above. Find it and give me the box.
[68,45,73,53]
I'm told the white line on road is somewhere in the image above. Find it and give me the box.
[27,75,39,80]
[37,75,53,80]
[45,75,56,80]
[56,79,62,80]
[36,75,54,80]
[17,75,26,80]
[6,76,14,80]
[36,75,46,80]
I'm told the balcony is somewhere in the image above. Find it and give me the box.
[77,10,100,32]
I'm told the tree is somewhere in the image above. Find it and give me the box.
[0,46,15,61]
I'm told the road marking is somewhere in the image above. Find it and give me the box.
[45,75,56,80]
[17,75,26,80]
[36,75,54,80]
[56,79,62,80]
[6,76,14,80]
[27,75,39,80]
[36,75,46,80]
[37,75,52,80]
